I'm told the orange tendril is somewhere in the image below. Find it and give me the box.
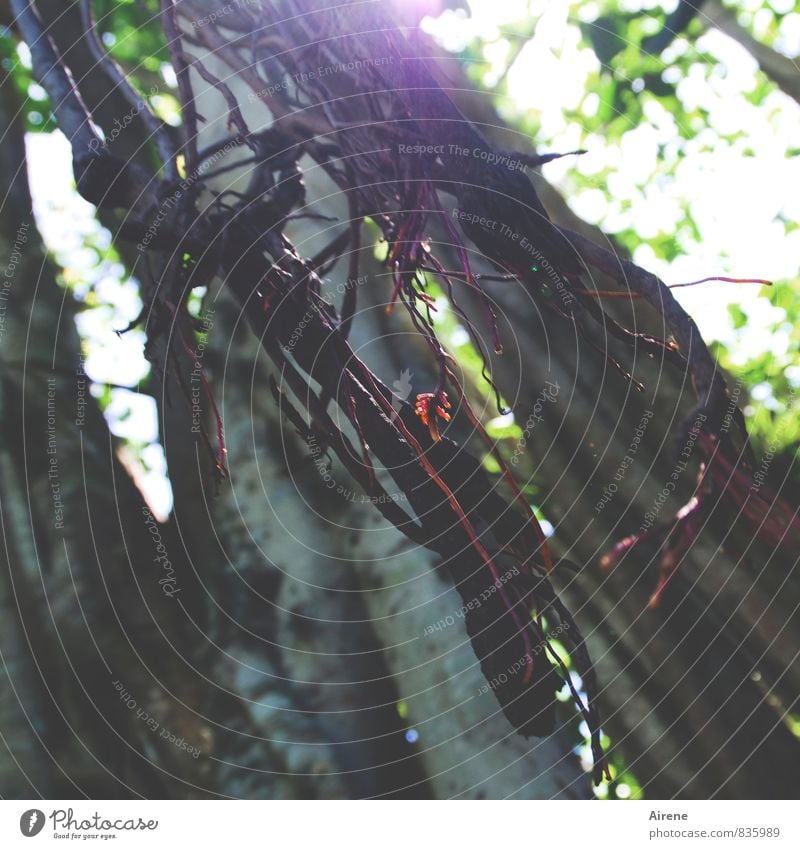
[415,391,452,441]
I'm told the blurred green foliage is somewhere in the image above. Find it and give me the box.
[445,0,799,459]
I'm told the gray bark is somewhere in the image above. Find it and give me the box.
[2,0,797,801]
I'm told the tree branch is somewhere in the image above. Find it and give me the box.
[79,0,178,178]
[160,0,201,176]
[10,0,101,153]
[563,228,727,415]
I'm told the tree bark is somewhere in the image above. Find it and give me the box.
[3,0,798,801]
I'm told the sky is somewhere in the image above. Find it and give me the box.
[23,0,799,519]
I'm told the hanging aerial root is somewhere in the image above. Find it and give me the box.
[600,430,799,607]
[579,275,772,299]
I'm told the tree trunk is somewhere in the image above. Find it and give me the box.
[3,0,797,801]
